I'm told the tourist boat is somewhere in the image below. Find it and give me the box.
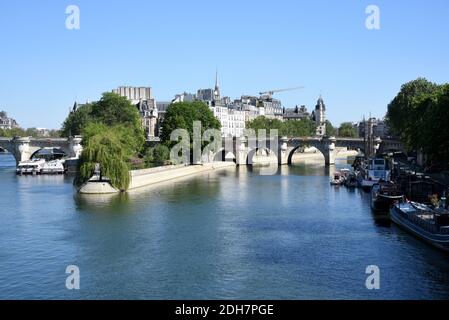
[390,201,449,252]
[360,158,391,191]
[16,159,46,175]
[330,172,345,186]
[41,159,65,174]
[370,181,403,212]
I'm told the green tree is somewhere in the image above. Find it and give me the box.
[61,93,145,145]
[246,116,284,133]
[25,128,39,137]
[145,144,170,167]
[160,101,221,145]
[413,84,449,167]
[67,93,148,190]
[325,120,336,137]
[61,103,93,137]
[338,122,357,137]
[386,78,439,149]
[386,78,449,168]
[246,116,316,137]
[91,92,142,130]
[48,130,61,138]
[75,123,137,191]
[281,119,316,137]
[0,127,26,137]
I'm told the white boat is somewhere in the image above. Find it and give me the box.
[360,158,391,191]
[16,159,45,175]
[330,172,345,186]
[41,159,65,174]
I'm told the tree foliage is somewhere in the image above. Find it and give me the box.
[61,92,145,145]
[160,101,221,145]
[325,120,336,137]
[61,103,93,137]
[386,78,449,168]
[338,122,357,137]
[0,127,60,138]
[0,127,26,137]
[64,93,146,191]
[145,144,170,167]
[386,78,439,148]
[246,116,316,137]
[75,123,135,191]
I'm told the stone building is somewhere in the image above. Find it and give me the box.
[0,111,19,130]
[207,73,246,137]
[311,96,326,136]
[283,105,310,121]
[112,86,159,139]
[356,117,391,139]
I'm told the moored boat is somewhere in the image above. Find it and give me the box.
[330,172,345,186]
[371,181,403,212]
[345,172,359,188]
[390,201,449,253]
[360,157,391,191]
[16,159,45,175]
[41,159,65,174]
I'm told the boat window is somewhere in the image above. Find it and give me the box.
[374,160,385,165]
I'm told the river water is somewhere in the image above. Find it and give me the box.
[1,153,449,299]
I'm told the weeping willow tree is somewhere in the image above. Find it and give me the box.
[75,123,139,191]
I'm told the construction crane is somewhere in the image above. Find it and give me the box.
[259,86,305,99]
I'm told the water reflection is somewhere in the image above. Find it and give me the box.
[2,153,449,299]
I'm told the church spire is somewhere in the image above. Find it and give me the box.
[214,69,221,100]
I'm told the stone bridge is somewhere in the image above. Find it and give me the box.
[0,134,405,167]
[0,136,83,164]
[214,136,406,166]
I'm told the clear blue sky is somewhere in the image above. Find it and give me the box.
[0,0,448,129]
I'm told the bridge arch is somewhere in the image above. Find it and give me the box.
[0,136,82,164]
[246,147,278,165]
[30,147,68,161]
[212,148,236,162]
[287,146,320,165]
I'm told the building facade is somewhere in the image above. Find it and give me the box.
[109,80,331,140]
[356,117,391,139]
[112,86,152,105]
[0,111,19,130]
[194,73,247,137]
[283,105,310,121]
[311,96,326,136]
[112,86,159,139]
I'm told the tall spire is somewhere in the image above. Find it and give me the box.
[215,69,219,90]
[214,69,220,100]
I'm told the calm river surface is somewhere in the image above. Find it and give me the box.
[1,153,449,299]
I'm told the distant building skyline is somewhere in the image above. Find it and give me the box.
[1,1,448,129]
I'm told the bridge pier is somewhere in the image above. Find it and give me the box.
[323,136,337,166]
[235,138,248,165]
[13,137,33,164]
[278,137,289,165]
[69,135,83,158]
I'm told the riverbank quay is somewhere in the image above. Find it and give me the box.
[78,161,236,194]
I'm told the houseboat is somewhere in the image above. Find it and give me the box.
[371,181,403,212]
[390,200,449,253]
